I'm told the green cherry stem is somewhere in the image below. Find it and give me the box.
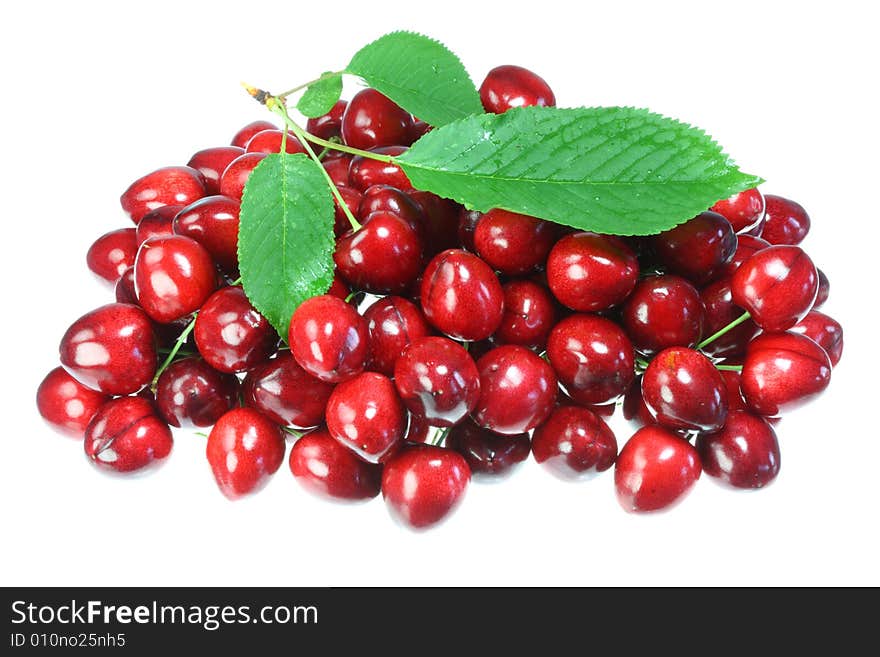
[432,426,452,447]
[297,131,395,163]
[696,311,752,350]
[715,364,744,372]
[276,70,345,101]
[151,314,198,391]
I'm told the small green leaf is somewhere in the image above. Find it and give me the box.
[296,72,343,118]
[238,153,336,338]
[396,106,763,236]
[346,31,482,127]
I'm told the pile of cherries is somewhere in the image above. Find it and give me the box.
[36,64,843,529]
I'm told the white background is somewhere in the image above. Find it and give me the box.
[2,0,877,586]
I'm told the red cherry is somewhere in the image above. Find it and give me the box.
[36,367,110,437]
[84,397,173,473]
[86,228,138,283]
[230,120,277,148]
[323,153,353,188]
[720,369,748,413]
[341,89,414,150]
[332,186,363,236]
[135,205,182,244]
[494,280,557,349]
[697,411,780,489]
[120,166,206,224]
[814,269,830,308]
[187,146,245,195]
[473,209,556,276]
[406,191,461,257]
[457,209,482,252]
[446,419,530,478]
[245,129,305,155]
[403,412,433,445]
[532,406,617,480]
[480,64,556,113]
[154,357,239,428]
[306,100,347,141]
[621,274,704,355]
[710,188,765,234]
[289,427,382,501]
[652,211,737,285]
[720,234,771,278]
[357,185,424,231]
[348,146,412,191]
[409,118,431,142]
[288,295,368,383]
[194,286,276,373]
[363,296,431,377]
[699,277,760,358]
[218,152,267,201]
[791,310,843,366]
[761,194,810,245]
[172,195,240,273]
[622,376,656,427]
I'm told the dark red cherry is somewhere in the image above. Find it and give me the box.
[187,146,245,195]
[546,314,635,406]
[420,249,504,341]
[620,274,704,356]
[120,166,206,224]
[814,269,830,308]
[406,191,461,257]
[84,397,172,473]
[494,280,557,349]
[457,209,482,252]
[231,120,277,148]
[792,310,843,367]
[327,272,351,302]
[622,376,656,427]
[381,445,470,530]
[546,232,639,312]
[135,205,182,244]
[652,211,737,285]
[86,228,138,283]
[446,419,530,478]
[306,100,347,141]
[720,234,771,278]
[642,347,728,433]
[341,89,414,150]
[720,369,748,413]
[357,185,424,232]
[348,146,412,191]
[697,411,780,489]
[480,64,556,113]
[114,267,137,304]
[326,372,406,464]
[731,245,818,331]
[245,129,305,155]
[288,295,368,383]
[59,303,157,395]
[289,427,382,501]
[194,286,276,373]
[363,296,431,376]
[206,407,285,499]
[710,188,765,234]
[154,357,239,428]
[473,345,557,434]
[323,153,353,187]
[219,152,267,201]
[615,425,701,513]
[172,195,240,273]
[761,194,810,245]
[403,412,433,445]
[699,277,760,358]
[333,186,363,236]
[36,367,110,437]
[473,209,556,276]
[532,406,617,480]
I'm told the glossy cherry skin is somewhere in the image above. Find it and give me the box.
[381,445,470,530]
[457,209,482,252]
[245,129,305,155]
[349,146,412,191]
[120,166,206,224]
[288,295,368,383]
[230,120,277,148]
[473,209,556,276]
[792,310,843,366]
[306,100,347,141]
[334,211,422,294]
[154,357,238,428]
[720,369,748,413]
[333,186,363,236]
[187,146,245,195]
[326,372,406,464]
[358,185,424,231]
[731,245,818,331]
[719,234,771,278]
[323,153,353,188]
[622,376,656,427]
[547,314,635,406]
[697,411,780,489]
[699,277,760,358]
[710,188,765,234]
[206,407,285,500]
[36,367,110,437]
[172,195,240,273]
[473,345,557,435]
[59,303,157,395]
[407,191,462,257]
[403,412,433,445]
[135,205,181,244]
[242,351,335,429]
[615,425,701,513]
[532,406,617,480]
[495,280,557,349]
[84,397,173,473]
[642,347,728,433]
[363,296,431,376]
[446,419,530,478]
[134,235,218,324]
[652,211,737,285]
[341,89,414,150]
[394,337,480,427]
[761,194,810,245]
[814,269,830,308]
[409,118,431,142]
[621,274,704,355]
[420,249,504,341]
[741,332,832,417]
[480,64,556,113]
[546,232,639,312]
[86,228,138,283]
[289,427,382,501]
[218,152,267,201]
[194,286,276,373]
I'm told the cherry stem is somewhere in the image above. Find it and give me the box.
[432,426,451,447]
[150,314,197,391]
[696,311,752,350]
[276,70,344,101]
[281,426,303,439]
[715,364,743,372]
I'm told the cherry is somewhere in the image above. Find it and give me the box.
[341,89,414,150]
[546,314,635,406]
[740,332,832,417]
[289,427,382,501]
[245,129,305,155]
[242,351,335,429]
[720,369,748,413]
[348,146,412,191]
[420,249,504,341]
[86,228,138,283]
[710,188,765,234]
[187,146,245,195]
[230,120,277,148]
[494,280,557,349]
[615,425,701,513]
[357,185,424,232]
[120,166,206,224]
[406,191,461,257]
[206,407,285,499]
[696,411,780,489]
[479,64,556,114]
[792,310,843,366]
[473,209,556,276]
[194,286,276,373]
[473,345,557,435]
[288,295,368,383]
[761,194,810,245]
[84,397,173,473]
[620,274,704,356]
[325,371,406,464]
[546,232,639,312]
[135,205,181,244]
[327,272,351,302]
[134,235,218,324]
[171,195,241,273]
[333,186,363,236]
[446,419,530,478]
[731,245,818,331]
[323,153,353,188]
[381,445,470,529]
[814,269,830,308]
[403,412,433,445]
[306,100,347,141]
[531,406,617,480]
[641,347,728,433]
[409,118,431,142]
[457,209,482,252]
[699,277,760,358]
[652,211,737,285]
[154,357,239,428]
[720,233,771,278]
[59,303,157,395]
[622,376,656,427]
[36,367,110,437]
[363,296,431,377]
[218,152,267,201]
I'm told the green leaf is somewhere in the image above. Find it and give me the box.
[238,153,336,338]
[296,72,343,118]
[396,106,763,236]
[346,31,482,127]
